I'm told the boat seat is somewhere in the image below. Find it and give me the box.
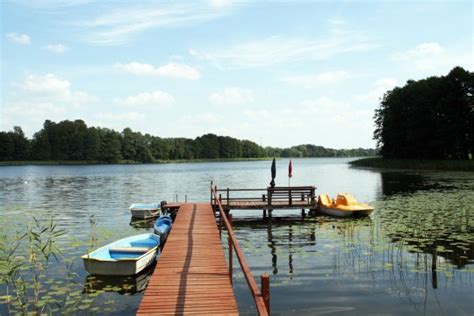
[336,194,357,206]
[318,194,333,207]
[109,247,151,253]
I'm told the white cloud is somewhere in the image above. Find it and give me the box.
[44,44,69,53]
[115,62,200,80]
[232,97,374,148]
[2,74,98,135]
[115,90,175,107]
[282,70,349,88]
[179,113,223,125]
[243,109,270,120]
[6,32,31,45]
[209,87,254,105]
[355,78,397,103]
[4,102,66,118]
[1,101,70,136]
[391,42,472,73]
[78,3,233,45]
[328,18,346,26]
[23,74,71,95]
[95,112,145,121]
[208,0,232,9]
[20,73,97,106]
[301,97,348,112]
[393,42,443,61]
[190,28,377,69]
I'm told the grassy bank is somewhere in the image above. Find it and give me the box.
[350,157,474,171]
[0,157,273,166]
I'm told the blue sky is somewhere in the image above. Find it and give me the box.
[1,0,472,148]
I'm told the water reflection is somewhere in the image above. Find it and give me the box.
[234,210,473,315]
[84,263,156,295]
[129,217,154,229]
[1,160,473,315]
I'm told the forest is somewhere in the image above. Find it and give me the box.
[0,120,376,162]
[374,66,473,159]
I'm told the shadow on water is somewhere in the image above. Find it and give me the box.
[380,172,454,196]
[83,262,156,295]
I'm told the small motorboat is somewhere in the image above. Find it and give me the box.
[153,214,173,242]
[317,193,374,217]
[130,203,161,219]
[82,233,160,276]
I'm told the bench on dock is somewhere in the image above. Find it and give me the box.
[266,186,316,206]
[213,185,317,210]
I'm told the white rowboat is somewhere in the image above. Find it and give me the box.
[82,233,160,276]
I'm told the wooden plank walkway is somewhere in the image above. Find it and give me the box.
[137,203,238,315]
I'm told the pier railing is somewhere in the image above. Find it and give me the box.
[210,182,270,315]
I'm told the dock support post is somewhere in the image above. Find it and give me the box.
[261,273,270,314]
[263,209,267,218]
[268,209,273,218]
[301,209,306,217]
[228,213,233,284]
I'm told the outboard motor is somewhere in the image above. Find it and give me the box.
[160,200,168,213]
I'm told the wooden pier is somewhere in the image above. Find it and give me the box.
[137,203,239,315]
[137,199,269,315]
[139,183,318,314]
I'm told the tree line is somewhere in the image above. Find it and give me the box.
[374,66,473,159]
[0,119,376,162]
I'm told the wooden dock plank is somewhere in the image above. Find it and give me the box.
[137,203,238,315]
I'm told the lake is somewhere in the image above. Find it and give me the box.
[1,158,473,315]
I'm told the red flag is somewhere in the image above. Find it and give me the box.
[288,160,293,178]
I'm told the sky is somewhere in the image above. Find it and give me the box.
[1,0,472,149]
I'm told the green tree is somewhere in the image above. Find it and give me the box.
[97,128,122,162]
[374,66,473,159]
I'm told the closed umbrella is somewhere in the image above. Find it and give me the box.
[270,158,276,188]
[288,159,293,186]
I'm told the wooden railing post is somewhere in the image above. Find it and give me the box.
[227,188,230,207]
[261,273,270,314]
[228,213,233,284]
[210,181,213,203]
[289,188,292,206]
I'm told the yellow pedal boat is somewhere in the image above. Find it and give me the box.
[317,193,374,217]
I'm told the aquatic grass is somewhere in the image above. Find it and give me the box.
[0,217,66,314]
[0,216,123,315]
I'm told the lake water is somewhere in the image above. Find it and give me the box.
[1,158,473,315]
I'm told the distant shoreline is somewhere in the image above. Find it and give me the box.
[0,156,363,166]
[350,157,474,171]
[0,158,274,166]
